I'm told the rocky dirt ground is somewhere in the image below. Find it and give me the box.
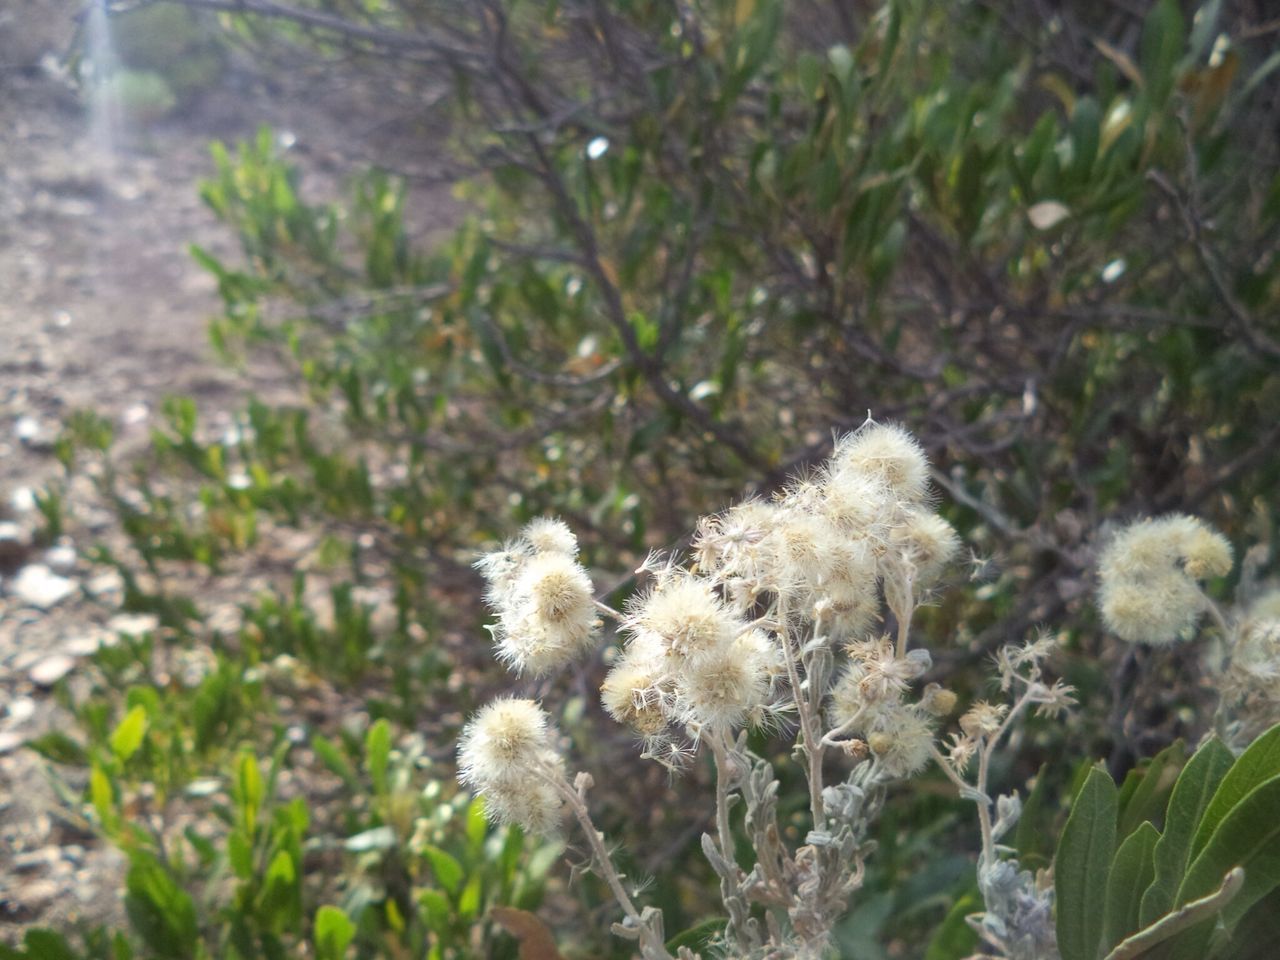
[0,3,456,939]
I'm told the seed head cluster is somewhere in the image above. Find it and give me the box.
[1097,514,1233,645]
[456,697,565,835]
[474,518,599,675]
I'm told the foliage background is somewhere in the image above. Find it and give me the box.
[6,0,1280,957]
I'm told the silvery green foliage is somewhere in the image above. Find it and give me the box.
[973,856,1059,960]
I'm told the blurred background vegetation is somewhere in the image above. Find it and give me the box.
[8,0,1280,957]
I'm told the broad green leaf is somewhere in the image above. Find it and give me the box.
[313,905,355,960]
[1218,885,1280,960]
[1169,775,1280,957]
[1178,774,1280,923]
[1118,739,1186,841]
[1104,821,1158,950]
[1055,766,1118,960]
[1191,724,1280,862]
[423,844,464,895]
[21,929,78,960]
[110,705,148,763]
[365,719,391,796]
[1139,737,1233,926]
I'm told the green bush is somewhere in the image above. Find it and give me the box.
[16,0,1280,957]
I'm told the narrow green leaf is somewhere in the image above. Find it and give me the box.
[423,845,464,896]
[236,752,262,834]
[109,705,148,763]
[1104,821,1159,950]
[365,719,391,796]
[1140,737,1233,925]
[923,891,981,960]
[311,734,357,788]
[26,731,88,766]
[1015,765,1051,867]
[1192,724,1280,862]
[1055,766,1118,960]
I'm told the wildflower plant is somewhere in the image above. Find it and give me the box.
[1095,514,1280,750]
[459,421,1071,958]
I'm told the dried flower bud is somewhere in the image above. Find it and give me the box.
[959,700,1008,739]
[921,684,958,717]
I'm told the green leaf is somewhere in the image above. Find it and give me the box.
[457,873,482,920]
[1104,821,1159,950]
[466,795,487,850]
[1117,739,1186,841]
[314,905,355,960]
[110,705,149,763]
[666,916,727,954]
[235,752,263,834]
[311,734,357,788]
[1140,0,1187,103]
[124,854,198,958]
[1055,765,1118,960]
[417,888,451,935]
[21,929,79,960]
[1192,724,1280,862]
[423,845,464,896]
[1219,885,1280,960]
[923,891,981,960]
[1015,765,1051,866]
[1140,737,1233,926]
[1175,774,1280,932]
[365,719,391,796]
[25,731,88,766]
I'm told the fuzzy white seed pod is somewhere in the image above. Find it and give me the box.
[476,777,565,836]
[521,517,580,557]
[1097,514,1231,646]
[674,630,772,731]
[865,702,936,778]
[601,649,670,736]
[831,423,930,503]
[892,510,961,584]
[457,697,559,787]
[1097,573,1206,646]
[629,573,744,662]
[818,463,893,534]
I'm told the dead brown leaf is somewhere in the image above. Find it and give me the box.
[491,906,566,960]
